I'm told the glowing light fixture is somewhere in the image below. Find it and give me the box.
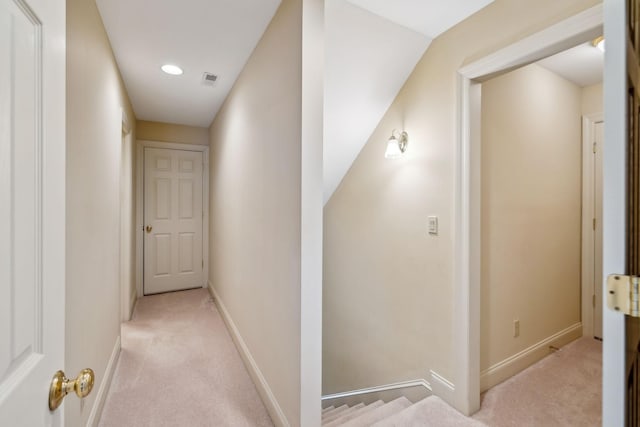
[385,130,408,159]
[161,64,183,75]
[593,36,605,52]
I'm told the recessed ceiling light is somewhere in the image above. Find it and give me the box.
[161,64,183,75]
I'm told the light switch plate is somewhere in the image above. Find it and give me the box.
[428,216,438,235]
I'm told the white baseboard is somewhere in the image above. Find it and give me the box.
[321,379,431,408]
[86,335,121,427]
[208,282,289,427]
[429,370,455,408]
[480,322,582,392]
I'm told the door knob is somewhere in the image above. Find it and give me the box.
[49,368,95,411]
[146,225,152,233]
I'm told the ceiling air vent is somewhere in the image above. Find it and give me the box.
[202,72,218,86]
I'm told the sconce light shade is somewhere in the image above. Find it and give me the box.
[385,130,408,159]
[593,36,605,52]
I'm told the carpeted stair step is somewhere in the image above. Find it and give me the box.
[322,406,335,414]
[323,400,385,427]
[339,397,412,427]
[371,396,487,427]
[323,403,365,424]
[322,405,350,422]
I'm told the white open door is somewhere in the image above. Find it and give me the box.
[603,0,637,425]
[0,0,66,424]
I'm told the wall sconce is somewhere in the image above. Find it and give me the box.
[385,130,408,159]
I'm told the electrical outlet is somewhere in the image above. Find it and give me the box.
[427,216,438,235]
[514,320,520,338]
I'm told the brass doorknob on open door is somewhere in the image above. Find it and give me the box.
[49,368,95,411]
[146,225,152,233]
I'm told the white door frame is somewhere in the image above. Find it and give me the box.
[453,5,603,415]
[135,140,209,297]
[601,0,626,423]
[581,113,604,340]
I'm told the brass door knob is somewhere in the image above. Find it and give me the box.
[49,368,95,411]
[145,225,152,233]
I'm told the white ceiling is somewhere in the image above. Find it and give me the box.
[537,42,603,87]
[346,0,494,37]
[96,0,281,127]
[96,0,497,202]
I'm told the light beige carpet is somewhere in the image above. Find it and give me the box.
[472,337,602,426]
[98,288,274,427]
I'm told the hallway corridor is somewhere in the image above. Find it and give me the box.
[99,289,274,426]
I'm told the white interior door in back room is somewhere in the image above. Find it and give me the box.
[144,147,204,294]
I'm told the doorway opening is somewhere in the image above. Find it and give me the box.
[453,4,603,416]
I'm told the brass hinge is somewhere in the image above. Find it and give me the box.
[593,142,597,153]
[593,218,596,230]
[593,294,596,308]
[607,275,640,317]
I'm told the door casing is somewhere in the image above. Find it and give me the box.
[453,5,603,416]
[135,140,209,298]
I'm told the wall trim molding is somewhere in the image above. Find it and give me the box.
[208,282,289,427]
[321,379,431,401]
[480,322,582,392]
[429,370,455,407]
[321,379,431,409]
[454,4,602,415]
[87,335,121,427]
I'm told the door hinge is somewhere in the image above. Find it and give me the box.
[593,294,596,308]
[593,142,597,153]
[202,259,204,268]
[593,218,596,230]
[607,274,640,317]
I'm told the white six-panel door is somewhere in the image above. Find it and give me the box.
[144,148,204,295]
[0,0,66,424]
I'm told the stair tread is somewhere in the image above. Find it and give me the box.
[371,396,486,427]
[323,403,365,424]
[322,406,335,414]
[339,397,412,427]
[322,404,349,421]
[323,400,384,427]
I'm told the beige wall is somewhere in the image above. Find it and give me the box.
[208,0,323,425]
[66,0,136,425]
[480,64,582,373]
[322,0,599,396]
[582,82,603,115]
[137,120,209,145]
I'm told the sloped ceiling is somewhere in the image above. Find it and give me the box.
[323,0,431,202]
[324,0,495,202]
